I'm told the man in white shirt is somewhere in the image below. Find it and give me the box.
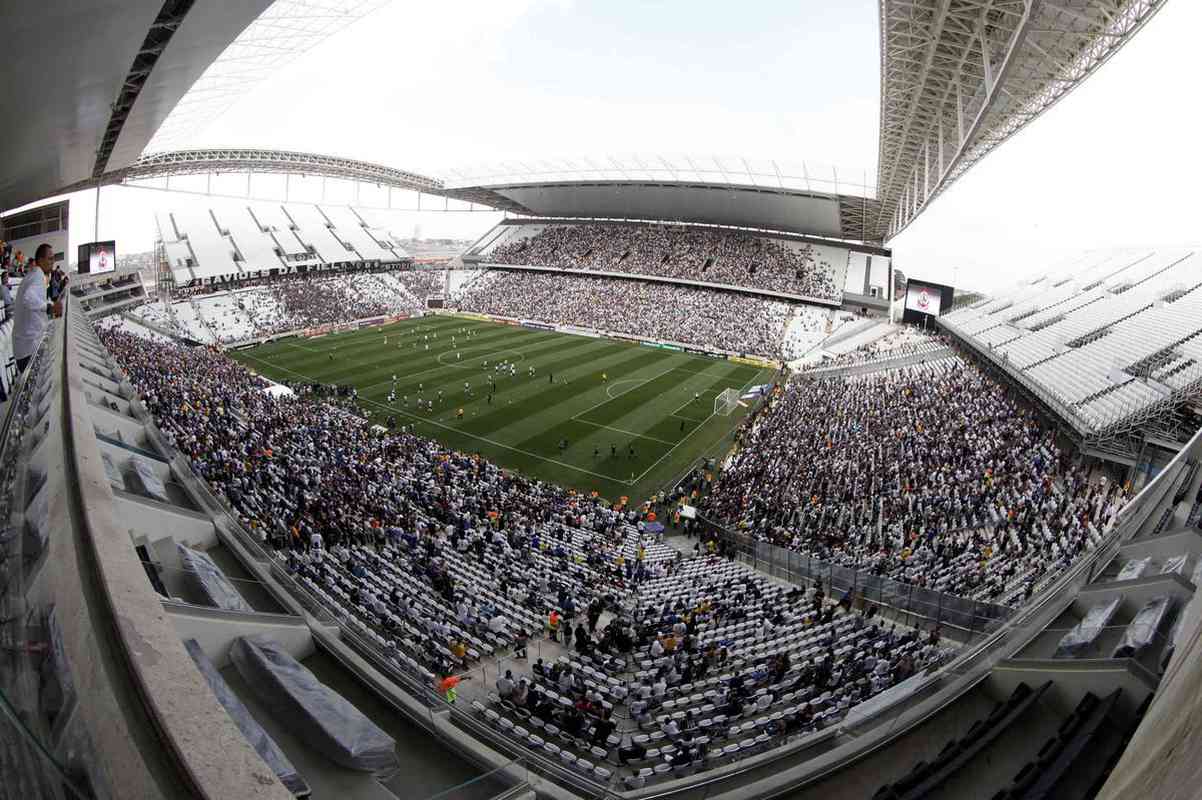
[1,270,12,320]
[495,669,515,699]
[13,244,62,372]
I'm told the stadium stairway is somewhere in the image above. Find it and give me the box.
[821,320,896,356]
[814,317,880,350]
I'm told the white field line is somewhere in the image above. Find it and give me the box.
[669,388,726,421]
[357,334,554,393]
[629,369,765,486]
[572,419,677,446]
[238,350,628,484]
[357,396,626,484]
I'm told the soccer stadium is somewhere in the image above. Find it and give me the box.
[2,2,1200,799]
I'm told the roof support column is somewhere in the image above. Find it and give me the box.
[980,27,994,94]
[937,120,945,178]
[924,142,931,197]
[955,83,966,146]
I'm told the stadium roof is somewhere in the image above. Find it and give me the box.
[440,156,882,243]
[873,0,1165,241]
[5,1,1164,247]
[0,0,273,213]
[85,148,443,194]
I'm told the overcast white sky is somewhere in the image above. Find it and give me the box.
[39,0,1201,292]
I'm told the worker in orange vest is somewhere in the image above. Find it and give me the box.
[438,672,471,704]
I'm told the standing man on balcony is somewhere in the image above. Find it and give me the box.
[12,244,63,374]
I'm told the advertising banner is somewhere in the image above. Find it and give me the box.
[728,355,778,368]
[356,316,388,329]
[304,322,354,338]
[556,325,601,339]
[519,320,555,331]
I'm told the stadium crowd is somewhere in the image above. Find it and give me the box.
[269,273,412,329]
[805,327,947,372]
[488,224,844,301]
[97,322,955,775]
[457,271,793,357]
[389,269,445,300]
[98,326,662,659]
[701,354,1126,605]
[91,266,1132,780]
[135,272,425,345]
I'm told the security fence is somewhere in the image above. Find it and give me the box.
[700,519,1013,643]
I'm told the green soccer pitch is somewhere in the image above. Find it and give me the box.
[229,314,774,502]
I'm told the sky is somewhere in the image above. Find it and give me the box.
[21,0,1200,293]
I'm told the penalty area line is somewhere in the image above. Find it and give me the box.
[236,351,630,485]
[358,396,629,485]
[629,371,762,489]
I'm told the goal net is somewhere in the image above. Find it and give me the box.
[714,387,741,417]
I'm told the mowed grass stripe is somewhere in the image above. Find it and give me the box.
[508,351,698,452]
[378,339,652,436]
[232,315,770,501]
[462,347,674,437]
[240,320,479,376]
[284,328,562,389]
[576,360,732,432]
[359,333,608,400]
[253,315,487,365]
[266,325,550,383]
[252,316,468,361]
[641,365,759,442]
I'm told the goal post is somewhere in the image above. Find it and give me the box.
[714,387,740,417]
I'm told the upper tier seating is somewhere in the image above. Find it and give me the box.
[701,353,1126,607]
[456,271,795,358]
[486,223,847,302]
[941,248,1202,434]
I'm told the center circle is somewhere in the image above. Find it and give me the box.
[605,378,646,398]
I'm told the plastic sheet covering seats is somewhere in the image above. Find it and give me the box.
[229,635,399,772]
[184,639,311,796]
[126,455,170,503]
[1112,596,1173,659]
[1160,554,1189,576]
[1054,597,1121,658]
[178,543,254,612]
[1116,557,1151,581]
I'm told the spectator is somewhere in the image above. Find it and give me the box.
[488,223,844,301]
[2,270,12,320]
[701,354,1126,605]
[12,243,62,373]
[457,271,792,358]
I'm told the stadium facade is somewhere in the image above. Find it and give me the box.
[1,3,1197,800]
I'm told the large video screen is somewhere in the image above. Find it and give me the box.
[901,277,955,325]
[78,240,116,274]
[905,283,943,315]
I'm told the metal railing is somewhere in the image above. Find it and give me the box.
[0,320,96,798]
[72,306,1202,800]
[703,522,1012,642]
